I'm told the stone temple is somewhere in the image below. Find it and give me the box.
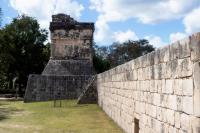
[24,14,95,102]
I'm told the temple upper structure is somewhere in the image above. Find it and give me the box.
[42,14,95,76]
[49,14,94,60]
[24,14,95,102]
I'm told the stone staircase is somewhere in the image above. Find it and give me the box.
[77,75,97,104]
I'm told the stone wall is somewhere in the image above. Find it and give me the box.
[24,75,90,102]
[77,76,97,104]
[97,33,200,133]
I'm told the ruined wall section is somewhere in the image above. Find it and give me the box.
[51,29,93,60]
[24,75,90,102]
[24,14,95,102]
[42,14,95,76]
[50,14,94,61]
[97,33,200,133]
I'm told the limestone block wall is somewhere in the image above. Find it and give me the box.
[97,33,200,133]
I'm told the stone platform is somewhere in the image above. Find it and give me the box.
[24,75,91,102]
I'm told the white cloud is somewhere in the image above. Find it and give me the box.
[169,32,187,43]
[94,15,111,44]
[90,0,200,44]
[183,7,200,34]
[113,30,138,43]
[145,35,167,48]
[9,0,84,31]
[90,0,199,24]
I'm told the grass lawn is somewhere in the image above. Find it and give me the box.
[0,100,124,133]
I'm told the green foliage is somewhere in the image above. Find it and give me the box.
[93,39,155,73]
[0,15,49,93]
[108,39,155,67]
[93,54,111,73]
[93,44,111,73]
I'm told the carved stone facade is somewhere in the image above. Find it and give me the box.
[24,14,94,102]
[50,14,94,61]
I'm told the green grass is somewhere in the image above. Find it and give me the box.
[0,100,124,133]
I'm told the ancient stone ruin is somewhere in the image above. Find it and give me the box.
[97,33,200,133]
[24,13,200,133]
[24,14,95,102]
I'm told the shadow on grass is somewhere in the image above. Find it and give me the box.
[0,106,24,121]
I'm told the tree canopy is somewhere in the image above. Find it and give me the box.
[0,14,155,95]
[93,39,155,73]
[0,15,50,94]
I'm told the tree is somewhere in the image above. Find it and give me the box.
[0,15,49,94]
[93,39,155,73]
[108,40,155,67]
[92,44,111,73]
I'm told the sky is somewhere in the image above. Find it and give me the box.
[1,0,200,48]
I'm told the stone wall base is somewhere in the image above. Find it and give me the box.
[24,74,91,102]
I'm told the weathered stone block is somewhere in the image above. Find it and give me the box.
[175,112,181,128]
[167,95,177,111]
[142,54,148,67]
[154,64,162,80]
[154,49,161,65]
[138,68,143,80]
[173,79,183,95]
[140,102,145,114]
[134,58,139,69]
[170,41,180,60]
[150,80,156,93]
[163,123,169,133]
[146,51,155,66]
[161,63,166,79]
[191,117,200,133]
[155,80,162,93]
[135,101,141,114]
[182,78,193,96]
[179,37,191,58]
[168,126,177,133]
[171,59,179,78]
[163,79,173,94]
[138,56,143,68]
[133,69,138,81]
[156,106,162,121]
[153,93,161,106]
[149,66,154,80]
[193,62,200,117]
[177,58,192,78]
[177,96,183,112]
[165,61,172,78]
[150,105,157,118]
[183,96,193,115]
[160,45,170,63]
[166,109,175,126]
[154,119,163,133]
[191,32,200,61]
[180,113,191,132]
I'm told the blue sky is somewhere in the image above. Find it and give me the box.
[1,0,200,47]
